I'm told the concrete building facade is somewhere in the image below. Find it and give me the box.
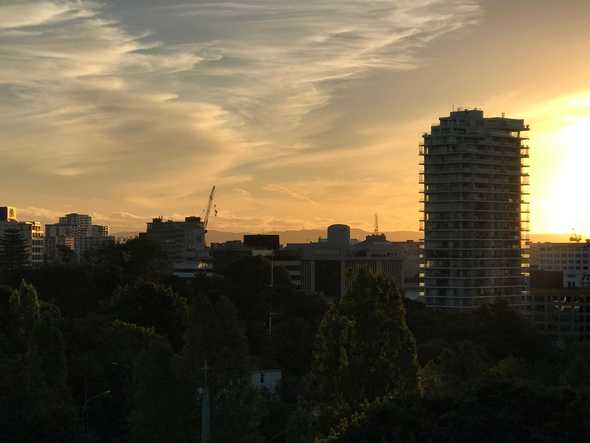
[45,213,111,262]
[145,216,208,277]
[0,206,44,266]
[420,109,530,310]
[530,241,590,288]
[286,224,405,299]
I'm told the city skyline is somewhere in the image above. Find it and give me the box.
[2,0,590,234]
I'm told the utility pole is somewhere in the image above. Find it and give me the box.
[268,256,279,337]
[82,390,111,439]
[268,311,280,337]
[199,360,210,443]
[270,256,274,288]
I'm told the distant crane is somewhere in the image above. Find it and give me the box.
[570,228,582,243]
[203,186,216,232]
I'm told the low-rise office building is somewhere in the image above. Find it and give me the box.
[144,216,208,277]
[285,225,405,299]
[530,241,590,288]
[529,288,590,342]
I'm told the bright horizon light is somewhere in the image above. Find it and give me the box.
[528,92,590,237]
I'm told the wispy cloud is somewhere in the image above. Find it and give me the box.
[164,0,481,134]
[0,0,481,231]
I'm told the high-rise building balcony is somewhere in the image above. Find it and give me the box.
[420,109,529,310]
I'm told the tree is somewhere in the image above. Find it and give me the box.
[0,228,28,272]
[421,341,491,400]
[109,281,189,351]
[1,282,76,442]
[309,270,420,433]
[223,256,292,357]
[184,293,249,393]
[182,292,265,441]
[324,395,426,443]
[7,280,40,353]
[469,301,546,362]
[131,338,190,443]
[22,303,76,442]
[87,235,171,290]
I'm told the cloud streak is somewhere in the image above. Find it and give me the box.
[0,0,481,231]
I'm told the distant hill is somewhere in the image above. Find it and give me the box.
[113,229,421,245]
[206,228,421,245]
[113,230,581,245]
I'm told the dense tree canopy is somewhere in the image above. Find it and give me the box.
[309,270,420,434]
[2,245,590,443]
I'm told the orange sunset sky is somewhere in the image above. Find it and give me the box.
[1,0,590,234]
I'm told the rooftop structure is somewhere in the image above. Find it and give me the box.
[0,206,17,222]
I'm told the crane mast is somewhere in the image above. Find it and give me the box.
[203,186,216,232]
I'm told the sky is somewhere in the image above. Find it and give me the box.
[1,0,590,234]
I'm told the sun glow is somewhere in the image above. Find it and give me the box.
[528,93,590,236]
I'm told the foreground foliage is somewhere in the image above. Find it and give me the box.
[2,247,590,442]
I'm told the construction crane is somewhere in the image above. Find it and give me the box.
[570,228,582,243]
[203,186,216,232]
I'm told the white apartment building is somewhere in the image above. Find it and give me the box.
[45,213,112,261]
[530,242,590,288]
[420,109,530,310]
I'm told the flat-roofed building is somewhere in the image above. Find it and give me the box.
[45,213,112,262]
[420,109,530,310]
[285,225,404,299]
[529,288,590,342]
[144,216,208,277]
[530,241,590,288]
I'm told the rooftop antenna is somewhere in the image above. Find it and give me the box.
[374,213,379,235]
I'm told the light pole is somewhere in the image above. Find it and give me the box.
[197,360,210,443]
[82,390,111,439]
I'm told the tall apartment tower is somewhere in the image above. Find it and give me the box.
[419,109,530,310]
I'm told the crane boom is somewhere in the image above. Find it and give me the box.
[203,186,216,231]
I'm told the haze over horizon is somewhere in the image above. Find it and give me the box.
[2,0,590,234]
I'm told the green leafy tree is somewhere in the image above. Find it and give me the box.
[324,395,426,443]
[309,270,420,433]
[88,320,158,442]
[421,341,491,399]
[1,282,75,442]
[88,235,171,289]
[109,281,189,350]
[182,292,265,441]
[7,280,41,353]
[469,301,545,362]
[131,338,190,443]
[223,256,292,356]
[22,303,75,442]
